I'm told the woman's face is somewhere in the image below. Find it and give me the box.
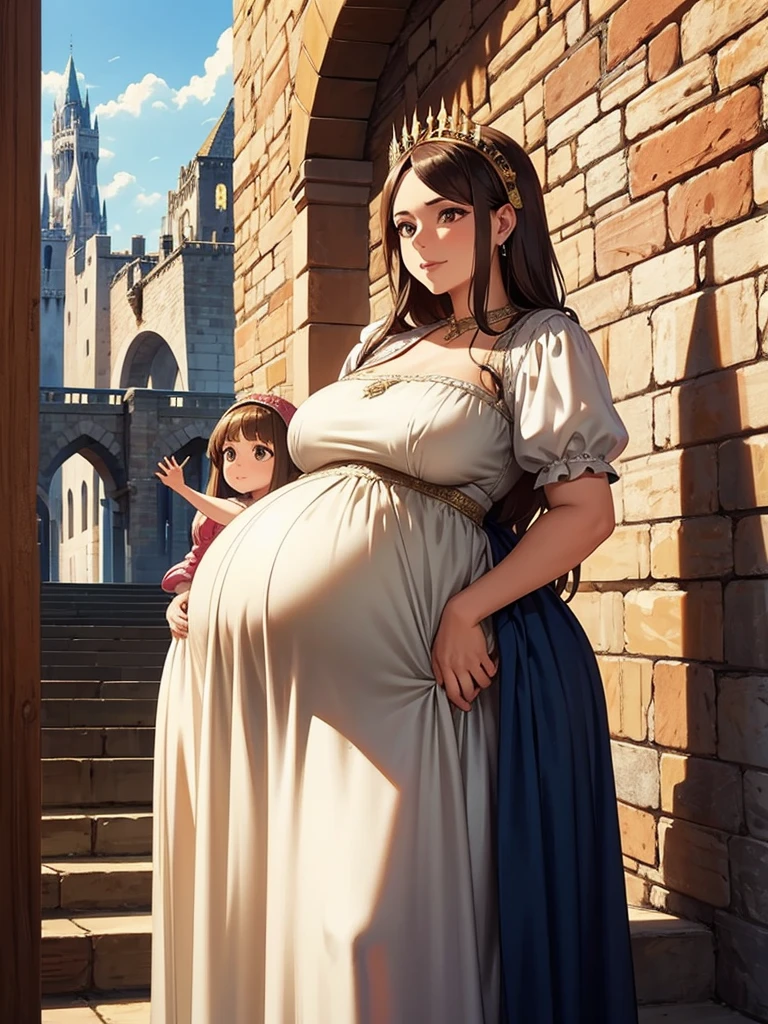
[392,168,476,297]
[221,433,275,496]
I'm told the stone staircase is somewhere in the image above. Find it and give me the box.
[40,586,752,1023]
[41,584,163,1023]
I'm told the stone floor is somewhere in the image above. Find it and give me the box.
[638,1005,757,1022]
[42,1001,756,1023]
[42,1000,150,1023]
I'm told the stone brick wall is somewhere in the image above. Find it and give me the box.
[232,0,304,398]
[233,0,768,1014]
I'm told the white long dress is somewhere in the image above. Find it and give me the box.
[150,310,627,1024]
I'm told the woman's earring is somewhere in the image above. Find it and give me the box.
[500,242,508,258]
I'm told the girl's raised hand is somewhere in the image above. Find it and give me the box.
[156,455,189,494]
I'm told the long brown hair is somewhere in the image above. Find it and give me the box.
[206,403,298,499]
[374,126,580,599]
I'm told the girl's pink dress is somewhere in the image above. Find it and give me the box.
[161,513,224,593]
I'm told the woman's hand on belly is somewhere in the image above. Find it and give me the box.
[431,596,497,712]
[166,591,189,640]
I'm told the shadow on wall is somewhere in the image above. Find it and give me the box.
[666,278,768,1016]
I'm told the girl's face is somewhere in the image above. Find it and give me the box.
[392,168,476,297]
[220,433,275,496]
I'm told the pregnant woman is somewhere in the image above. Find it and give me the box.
[175,109,638,1024]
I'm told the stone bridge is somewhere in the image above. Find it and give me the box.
[39,386,234,582]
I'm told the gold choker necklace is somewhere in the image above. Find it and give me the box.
[444,304,516,342]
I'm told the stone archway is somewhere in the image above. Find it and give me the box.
[39,425,125,498]
[39,431,128,583]
[116,329,182,391]
[287,0,409,399]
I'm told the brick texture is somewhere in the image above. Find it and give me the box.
[648,23,680,82]
[628,87,762,198]
[231,5,768,998]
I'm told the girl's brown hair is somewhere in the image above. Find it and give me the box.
[206,403,298,499]
[373,126,580,599]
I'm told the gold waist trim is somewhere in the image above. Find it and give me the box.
[304,461,486,527]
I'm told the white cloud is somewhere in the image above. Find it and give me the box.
[174,28,233,108]
[99,147,115,160]
[136,192,163,209]
[85,26,232,126]
[202,116,217,125]
[101,171,136,199]
[41,68,86,97]
[112,224,122,232]
[149,155,160,162]
[43,139,53,156]
[94,73,169,118]
[108,56,121,63]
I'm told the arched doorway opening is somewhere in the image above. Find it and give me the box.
[158,435,209,569]
[119,330,182,391]
[39,434,127,583]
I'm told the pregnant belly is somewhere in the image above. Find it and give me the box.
[189,470,489,670]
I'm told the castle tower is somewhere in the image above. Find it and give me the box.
[50,53,105,254]
[166,99,234,249]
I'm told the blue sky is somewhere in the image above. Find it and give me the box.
[41,0,234,252]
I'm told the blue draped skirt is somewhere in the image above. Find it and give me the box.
[486,520,638,1024]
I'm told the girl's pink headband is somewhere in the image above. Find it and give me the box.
[227,393,297,428]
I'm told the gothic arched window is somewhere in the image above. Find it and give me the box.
[43,245,53,271]
[67,489,74,539]
[81,482,88,532]
[215,184,227,211]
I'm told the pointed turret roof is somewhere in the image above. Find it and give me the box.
[41,174,50,229]
[197,99,234,159]
[64,54,82,107]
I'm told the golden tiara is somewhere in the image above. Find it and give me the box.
[387,99,523,210]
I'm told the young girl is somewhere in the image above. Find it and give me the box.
[151,394,296,1024]
[156,393,298,637]
[155,109,637,1024]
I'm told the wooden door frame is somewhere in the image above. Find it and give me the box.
[0,0,43,1020]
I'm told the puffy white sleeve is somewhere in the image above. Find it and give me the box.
[338,319,388,379]
[510,312,628,488]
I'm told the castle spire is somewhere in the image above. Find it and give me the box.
[101,200,107,235]
[41,173,50,230]
[63,53,82,108]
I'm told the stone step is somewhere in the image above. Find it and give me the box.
[40,904,716,1005]
[43,759,153,809]
[43,728,155,759]
[43,666,163,681]
[42,913,151,995]
[639,1003,755,1022]
[43,808,152,858]
[43,639,170,653]
[41,622,168,631]
[40,1002,753,1024]
[42,626,171,639]
[42,666,163,682]
[41,600,168,608]
[630,907,714,1005]
[43,700,157,729]
[42,652,167,667]
[42,681,161,699]
[43,859,152,913]
[42,996,151,1023]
